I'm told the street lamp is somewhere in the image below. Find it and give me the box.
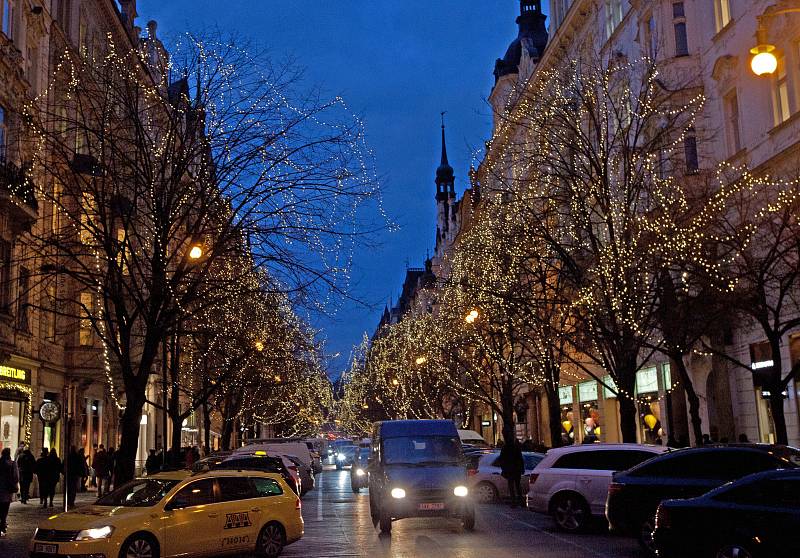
[749,8,800,76]
[415,356,427,365]
[188,244,204,260]
[465,308,479,324]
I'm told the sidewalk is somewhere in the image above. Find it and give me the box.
[1,491,98,558]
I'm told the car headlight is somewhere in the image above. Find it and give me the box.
[453,485,469,497]
[76,525,115,540]
[356,468,365,477]
[390,487,406,499]
[337,453,345,460]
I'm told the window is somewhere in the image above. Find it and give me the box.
[0,240,9,310]
[773,55,791,126]
[51,182,61,233]
[605,0,624,38]
[116,228,127,274]
[2,0,13,39]
[0,105,7,160]
[79,291,93,345]
[16,266,29,332]
[684,127,699,173]
[643,15,657,58]
[45,284,56,341]
[217,477,254,502]
[714,0,731,33]
[672,3,688,56]
[168,479,216,509]
[251,477,283,497]
[80,192,95,244]
[724,89,741,155]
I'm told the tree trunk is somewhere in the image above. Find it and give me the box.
[203,401,212,454]
[116,396,145,485]
[670,353,703,447]
[618,394,638,443]
[500,384,516,443]
[170,412,183,453]
[545,385,563,448]
[768,387,789,445]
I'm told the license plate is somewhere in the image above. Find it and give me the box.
[418,502,445,511]
[34,543,58,554]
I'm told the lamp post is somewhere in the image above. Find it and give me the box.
[749,6,800,76]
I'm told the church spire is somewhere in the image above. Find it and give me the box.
[436,112,455,199]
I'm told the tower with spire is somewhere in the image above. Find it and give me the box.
[435,113,456,247]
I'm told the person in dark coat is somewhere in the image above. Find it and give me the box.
[44,448,62,508]
[92,445,110,497]
[144,449,160,476]
[0,447,20,536]
[16,449,36,504]
[35,449,50,507]
[497,436,525,508]
[66,447,87,508]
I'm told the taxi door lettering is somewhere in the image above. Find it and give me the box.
[223,511,251,529]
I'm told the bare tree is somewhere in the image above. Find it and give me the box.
[22,34,379,481]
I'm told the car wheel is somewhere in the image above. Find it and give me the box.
[462,506,476,531]
[716,544,754,558]
[638,515,658,556]
[257,522,286,558]
[379,508,392,534]
[473,482,498,504]
[120,534,159,558]
[551,493,590,532]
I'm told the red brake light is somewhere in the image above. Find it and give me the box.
[295,497,301,510]
[467,468,477,476]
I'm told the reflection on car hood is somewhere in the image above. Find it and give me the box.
[38,505,150,530]
[385,465,466,490]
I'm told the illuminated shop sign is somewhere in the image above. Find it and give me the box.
[0,365,31,385]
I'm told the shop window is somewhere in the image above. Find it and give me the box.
[637,367,663,443]
[559,385,575,445]
[0,398,22,452]
[672,2,688,57]
[16,266,30,333]
[579,381,601,442]
[42,392,59,450]
[723,89,741,155]
[603,375,618,399]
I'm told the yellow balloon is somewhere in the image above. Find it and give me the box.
[644,414,658,430]
[562,420,572,432]
[594,427,601,436]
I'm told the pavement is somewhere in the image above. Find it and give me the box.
[0,468,646,557]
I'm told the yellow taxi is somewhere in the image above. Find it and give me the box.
[29,469,303,558]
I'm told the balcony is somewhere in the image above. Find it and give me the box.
[0,158,38,231]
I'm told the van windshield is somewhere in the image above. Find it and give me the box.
[383,436,462,465]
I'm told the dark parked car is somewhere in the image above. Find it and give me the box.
[606,445,800,554]
[214,453,300,495]
[653,468,800,558]
[286,454,315,496]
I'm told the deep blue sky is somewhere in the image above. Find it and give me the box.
[139,1,547,377]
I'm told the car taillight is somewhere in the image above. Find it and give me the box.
[467,468,477,476]
[295,498,302,510]
[529,473,539,486]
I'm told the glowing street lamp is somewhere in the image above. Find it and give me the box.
[188,244,204,260]
[415,356,427,365]
[750,9,800,76]
[465,309,479,324]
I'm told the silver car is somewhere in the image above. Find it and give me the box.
[467,450,545,504]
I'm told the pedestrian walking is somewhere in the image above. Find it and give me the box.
[79,448,90,492]
[66,447,87,508]
[16,448,36,504]
[45,448,62,508]
[90,444,98,488]
[92,445,111,497]
[0,447,20,537]
[13,441,25,462]
[145,449,160,476]
[35,449,49,507]
[497,435,525,508]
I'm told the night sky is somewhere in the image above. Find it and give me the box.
[138,1,547,378]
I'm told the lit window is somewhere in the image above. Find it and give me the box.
[714,0,731,33]
[672,3,688,56]
[773,55,791,126]
[723,89,741,155]
[79,291,93,345]
[80,192,95,244]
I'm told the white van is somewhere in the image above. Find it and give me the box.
[234,440,314,469]
[458,429,489,447]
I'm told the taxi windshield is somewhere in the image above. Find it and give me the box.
[382,436,461,465]
[96,478,180,507]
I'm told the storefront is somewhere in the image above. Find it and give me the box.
[559,385,575,444]
[578,380,601,443]
[0,364,33,452]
